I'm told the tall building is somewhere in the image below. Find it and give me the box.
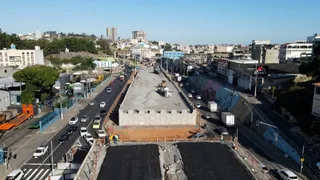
[106,27,118,42]
[132,30,147,42]
[0,44,44,68]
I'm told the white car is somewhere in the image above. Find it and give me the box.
[277,169,298,180]
[195,95,201,100]
[106,88,112,93]
[196,103,201,108]
[84,133,94,143]
[191,89,195,93]
[80,127,88,137]
[5,169,24,180]
[81,115,88,122]
[33,145,48,158]
[187,93,192,98]
[68,117,79,125]
[89,100,95,106]
[96,130,107,138]
[100,101,106,108]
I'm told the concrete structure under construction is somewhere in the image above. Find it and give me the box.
[119,67,196,126]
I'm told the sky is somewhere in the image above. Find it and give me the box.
[1,0,320,44]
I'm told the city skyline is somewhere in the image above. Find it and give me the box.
[0,0,320,44]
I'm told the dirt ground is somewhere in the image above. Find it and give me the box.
[110,126,200,142]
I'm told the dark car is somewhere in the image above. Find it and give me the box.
[99,110,107,116]
[119,84,124,88]
[58,133,70,143]
[67,125,78,134]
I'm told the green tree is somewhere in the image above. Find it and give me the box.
[21,90,35,104]
[164,43,172,51]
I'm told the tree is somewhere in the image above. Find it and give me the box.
[21,90,35,104]
[164,43,172,51]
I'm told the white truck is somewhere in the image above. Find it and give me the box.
[221,112,235,127]
[208,101,218,112]
[33,145,49,158]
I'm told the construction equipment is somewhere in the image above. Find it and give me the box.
[0,104,34,131]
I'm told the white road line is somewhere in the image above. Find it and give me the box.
[24,163,54,166]
[26,169,38,180]
[24,169,33,176]
[39,169,50,180]
[23,168,27,171]
[33,168,44,180]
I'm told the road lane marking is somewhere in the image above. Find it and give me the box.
[24,163,54,166]
[39,169,50,180]
[26,168,38,180]
[24,169,33,176]
[33,168,44,180]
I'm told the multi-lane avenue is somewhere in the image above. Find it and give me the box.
[20,67,131,180]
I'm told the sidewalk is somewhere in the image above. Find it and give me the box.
[0,75,115,179]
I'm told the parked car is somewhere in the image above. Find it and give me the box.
[92,120,101,129]
[89,100,95,106]
[196,102,201,108]
[67,125,78,134]
[277,169,298,180]
[84,133,94,145]
[187,93,192,98]
[81,115,88,122]
[80,127,88,137]
[5,169,24,180]
[58,133,70,143]
[106,88,112,93]
[96,130,107,138]
[195,95,201,100]
[100,101,106,108]
[68,117,79,125]
[203,114,211,119]
[99,110,107,116]
[191,89,195,93]
[33,145,48,158]
[217,126,229,136]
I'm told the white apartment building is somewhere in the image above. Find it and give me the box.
[0,44,44,67]
[215,45,234,53]
[132,30,147,42]
[279,43,312,63]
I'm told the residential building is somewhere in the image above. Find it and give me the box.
[106,27,118,42]
[312,82,320,118]
[132,30,147,42]
[0,44,44,68]
[163,51,184,60]
[131,46,152,59]
[0,67,18,78]
[279,43,313,64]
[251,40,279,63]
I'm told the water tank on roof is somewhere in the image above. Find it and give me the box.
[35,46,40,50]
[10,44,16,49]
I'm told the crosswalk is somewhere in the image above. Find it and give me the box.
[23,167,51,180]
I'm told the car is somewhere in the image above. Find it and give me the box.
[5,169,24,180]
[96,130,107,138]
[58,133,70,143]
[191,89,195,93]
[89,100,95,106]
[81,115,88,122]
[94,115,102,121]
[277,169,298,180]
[195,95,201,100]
[100,101,106,108]
[259,163,269,173]
[195,102,201,108]
[68,117,79,125]
[84,133,94,142]
[106,87,112,93]
[92,120,101,129]
[203,114,211,119]
[187,93,192,98]
[217,126,229,136]
[67,125,78,134]
[33,145,48,158]
[99,110,107,116]
[80,127,88,137]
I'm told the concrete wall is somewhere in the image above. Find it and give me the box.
[0,90,10,111]
[119,109,196,126]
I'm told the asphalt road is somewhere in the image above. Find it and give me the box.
[97,144,161,180]
[20,67,132,180]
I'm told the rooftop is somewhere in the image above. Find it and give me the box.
[120,67,188,111]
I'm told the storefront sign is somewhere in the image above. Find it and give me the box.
[253,66,268,77]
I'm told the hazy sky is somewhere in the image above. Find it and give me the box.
[1,0,319,44]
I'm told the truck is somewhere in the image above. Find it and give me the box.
[0,104,34,131]
[33,145,48,158]
[119,75,124,81]
[208,101,218,112]
[221,112,235,127]
[0,109,19,123]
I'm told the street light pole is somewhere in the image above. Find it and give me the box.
[243,102,253,136]
[59,81,63,120]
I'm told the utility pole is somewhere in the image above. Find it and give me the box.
[300,145,305,174]
[59,81,63,120]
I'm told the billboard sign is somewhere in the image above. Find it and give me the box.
[253,66,268,77]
